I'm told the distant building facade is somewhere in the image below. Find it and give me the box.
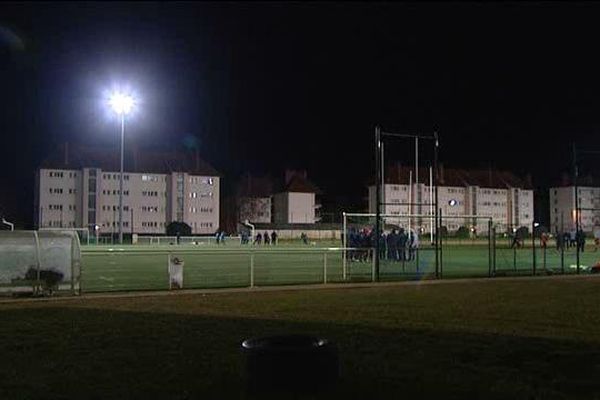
[549,175,600,233]
[224,170,321,229]
[272,170,321,224]
[35,144,220,235]
[368,164,534,234]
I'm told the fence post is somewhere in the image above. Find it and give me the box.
[439,208,443,279]
[543,244,546,271]
[250,252,255,288]
[488,220,492,277]
[371,249,376,282]
[492,226,497,276]
[561,241,565,274]
[532,223,536,276]
[323,252,328,284]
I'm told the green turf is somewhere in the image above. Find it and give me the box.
[2,277,600,399]
[79,242,600,293]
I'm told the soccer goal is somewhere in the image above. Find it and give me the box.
[0,230,81,296]
[134,235,242,246]
[39,227,91,246]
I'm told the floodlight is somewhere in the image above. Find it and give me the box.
[109,92,135,115]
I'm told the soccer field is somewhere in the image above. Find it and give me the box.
[2,277,600,399]
[79,242,600,293]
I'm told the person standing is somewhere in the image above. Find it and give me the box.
[263,231,270,245]
[386,230,397,261]
[254,232,262,245]
[556,230,563,252]
[397,229,407,261]
[271,231,278,246]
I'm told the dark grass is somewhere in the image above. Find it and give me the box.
[2,278,600,399]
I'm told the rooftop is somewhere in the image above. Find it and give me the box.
[39,143,220,176]
[381,164,532,189]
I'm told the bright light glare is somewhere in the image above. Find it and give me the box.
[109,92,135,115]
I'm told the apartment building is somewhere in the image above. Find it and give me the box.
[35,144,220,235]
[368,164,534,234]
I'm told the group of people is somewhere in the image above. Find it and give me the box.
[214,231,227,245]
[555,229,588,252]
[245,231,278,246]
[346,227,419,262]
[384,228,419,262]
[510,229,594,252]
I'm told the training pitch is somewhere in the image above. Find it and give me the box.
[79,241,600,293]
[1,276,600,399]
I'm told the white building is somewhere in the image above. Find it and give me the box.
[368,165,534,234]
[549,180,600,233]
[272,170,321,224]
[34,144,220,235]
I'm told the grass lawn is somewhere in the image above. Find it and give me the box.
[2,277,600,399]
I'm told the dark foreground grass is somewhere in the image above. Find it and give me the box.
[2,277,600,399]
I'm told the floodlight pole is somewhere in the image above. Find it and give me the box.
[119,114,125,245]
[374,125,382,282]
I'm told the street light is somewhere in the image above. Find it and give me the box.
[109,91,135,244]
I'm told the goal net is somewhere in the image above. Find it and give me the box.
[0,230,81,295]
[39,227,91,246]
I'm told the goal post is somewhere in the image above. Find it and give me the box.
[0,230,81,296]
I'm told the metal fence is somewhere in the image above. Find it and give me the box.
[72,235,600,294]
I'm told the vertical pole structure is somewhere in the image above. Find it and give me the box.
[250,252,255,288]
[374,126,382,282]
[323,252,328,284]
[573,143,580,274]
[433,132,440,278]
[381,142,385,208]
[532,222,536,276]
[131,208,134,235]
[415,137,419,232]
[408,171,413,231]
[342,212,347,281]
[429,166,433,245]
[488,219,492,277]
[119,114,125,245]
[561,239,565,274]
[439,207,443,279]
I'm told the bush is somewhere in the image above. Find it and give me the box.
[166,222,192,236]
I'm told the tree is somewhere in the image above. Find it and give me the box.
[166,222,192,236]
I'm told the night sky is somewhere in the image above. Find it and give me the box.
[3,2,600,227]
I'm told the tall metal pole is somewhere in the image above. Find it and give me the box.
[433,132,440,278]
[573,143,580,274]
[415,137,419,230]
[381,142,385,210]
[429,166,433,245]
[119,114,125,244]
[375,126,381,282]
